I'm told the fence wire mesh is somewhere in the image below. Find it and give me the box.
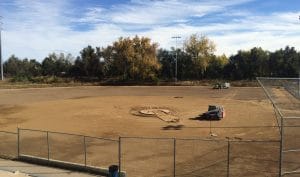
[229,141,280,177]
[18,129,119,170]
[0,128,284,177]
[120,137,174,177]
[257,77,300,176]
[85,136,119,168]
[48,132,85,164]
[0,131,17,158]
[175,139,228,177]
[19,129,48,158]
[282,119,300,174]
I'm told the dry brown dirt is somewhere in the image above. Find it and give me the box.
[0,86,281,177]
[0,86,278,138]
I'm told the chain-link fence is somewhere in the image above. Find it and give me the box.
[18,128,119,174]
[19,129,48,159]
[120,137,174,177]
[282,118,300,176]
[258,77,300,176]
[229,140,280,177]
[175,138,228,177]
[85,136,119,168]
[0,128,282,177]
[0,131,17,158]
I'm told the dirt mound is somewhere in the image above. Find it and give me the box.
[130,106,180,123]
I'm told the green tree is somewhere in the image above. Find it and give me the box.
[42,53,73,76]
[55,53,73,76]
[184,34,216,78]
[206,54,228,79]
[4,55,42,79]
[225,50,247,80]
[249,47,269,78]
[157,49,175,79]
[4,55,22,76]
[102,36,161,81]
[22,59,42,77]
[42,53,58,76]
[269,46,300,77]
[224,47,270,80]
[80,45,102,78]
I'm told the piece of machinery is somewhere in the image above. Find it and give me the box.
[202,105,225,120]
[213,82,230,89]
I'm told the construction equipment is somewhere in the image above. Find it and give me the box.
[213,82,230,89]
[201,105,225,120]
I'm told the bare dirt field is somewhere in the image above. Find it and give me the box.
[0,86,281,177]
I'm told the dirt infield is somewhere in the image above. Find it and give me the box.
[0,86,280,176]
[0,86,277,138]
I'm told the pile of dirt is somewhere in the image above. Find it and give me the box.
[130,106,179,123]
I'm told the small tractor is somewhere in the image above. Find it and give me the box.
[201,105,225,120]
[213,82,230,89]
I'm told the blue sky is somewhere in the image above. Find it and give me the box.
[0,0,300,61]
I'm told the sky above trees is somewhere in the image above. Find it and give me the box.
[0,0,300,61]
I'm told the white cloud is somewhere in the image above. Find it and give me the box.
[1,0,300,61]
[79,0,254,26]
[75,7,107,24]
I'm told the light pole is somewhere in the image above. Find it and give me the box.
[172,36,181,82]
[0,16,3,81]
[298,71,300,97]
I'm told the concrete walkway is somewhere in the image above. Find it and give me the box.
[0,158,102,177]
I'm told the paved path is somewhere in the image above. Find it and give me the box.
[0,159,102,177]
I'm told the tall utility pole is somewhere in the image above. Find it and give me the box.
[172,36,181,82]
[298,71,300,97]
[0,16,3,81]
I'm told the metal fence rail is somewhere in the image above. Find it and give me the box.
[0,128,284,177]
[18,128,119,168]
[257,77,300,177]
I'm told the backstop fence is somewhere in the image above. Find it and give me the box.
[257,77,300,177]
[0,128,281,177]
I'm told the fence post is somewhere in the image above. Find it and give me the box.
[17,128,20,158]
[46,131,50,161]
[227,139,230,177]
[173,138,176,177]
[279,116,284,177]
[84,136,87,167]
[119,136,121,176]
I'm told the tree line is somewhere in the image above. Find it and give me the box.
[3,34,300,82]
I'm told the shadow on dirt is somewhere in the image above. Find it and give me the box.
[161,124,184,130]
[189,115,221,121]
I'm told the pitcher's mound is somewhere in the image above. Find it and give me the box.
[131,106,180,123]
